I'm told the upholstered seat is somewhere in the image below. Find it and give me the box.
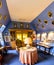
[10,40,25,51]
[10,40,17,50]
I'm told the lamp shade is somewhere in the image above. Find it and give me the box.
[24,37,32,45]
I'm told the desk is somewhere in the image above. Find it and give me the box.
[0,47,4,55]
[37,43,52,54]
[0,47,4,50]
[19,47,38,65]
[0,46,9,55]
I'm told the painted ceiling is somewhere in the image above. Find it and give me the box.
[6,0,53,22]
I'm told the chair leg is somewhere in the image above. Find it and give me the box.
[0,55,3,65]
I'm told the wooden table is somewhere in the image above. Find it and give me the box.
[0,47,4,50]
[0,47,4,55]
[19,47,38,65]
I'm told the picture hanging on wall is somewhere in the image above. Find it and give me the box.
[0,0,2,8]
[38,19,41,23]
[0,14,2,20]
[14,23,17,28]
[20,23,24,28]
[52,20,54,25]
[0,24,2,27]
[27,24,30,28]
[44,20,48,24]
[48,11,52,18]
[42,25,45,28]
[3,15,7,20]
[4,36,11,42]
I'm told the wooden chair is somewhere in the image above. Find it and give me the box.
[10,40,25,51]
[10,40,17,50]
[0,55,3,65]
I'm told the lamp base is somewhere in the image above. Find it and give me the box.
[26,44,30,49]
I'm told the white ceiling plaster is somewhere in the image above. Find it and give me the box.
[6,0,53,22]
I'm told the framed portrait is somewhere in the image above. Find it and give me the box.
[20,23,24,28]
[0,0,2,8]
[13,23,17,28]
[0,14,2,20]
[26,24,30,28]
[0,24,2,27]
[4,36,11,42]
[48,11,52,18]
[3,15,7,20]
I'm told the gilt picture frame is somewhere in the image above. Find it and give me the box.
[0,0,2,8]
[0,14,2,20]
[3,15,7,20]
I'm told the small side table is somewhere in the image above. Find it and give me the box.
[19,47,38,65]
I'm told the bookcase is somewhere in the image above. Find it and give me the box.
[9,29,33,42]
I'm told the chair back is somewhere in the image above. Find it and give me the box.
[10,41,17,49]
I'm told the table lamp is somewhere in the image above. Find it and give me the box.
[24,37,32,48]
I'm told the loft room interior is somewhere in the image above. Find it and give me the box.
[0,0,54,65]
